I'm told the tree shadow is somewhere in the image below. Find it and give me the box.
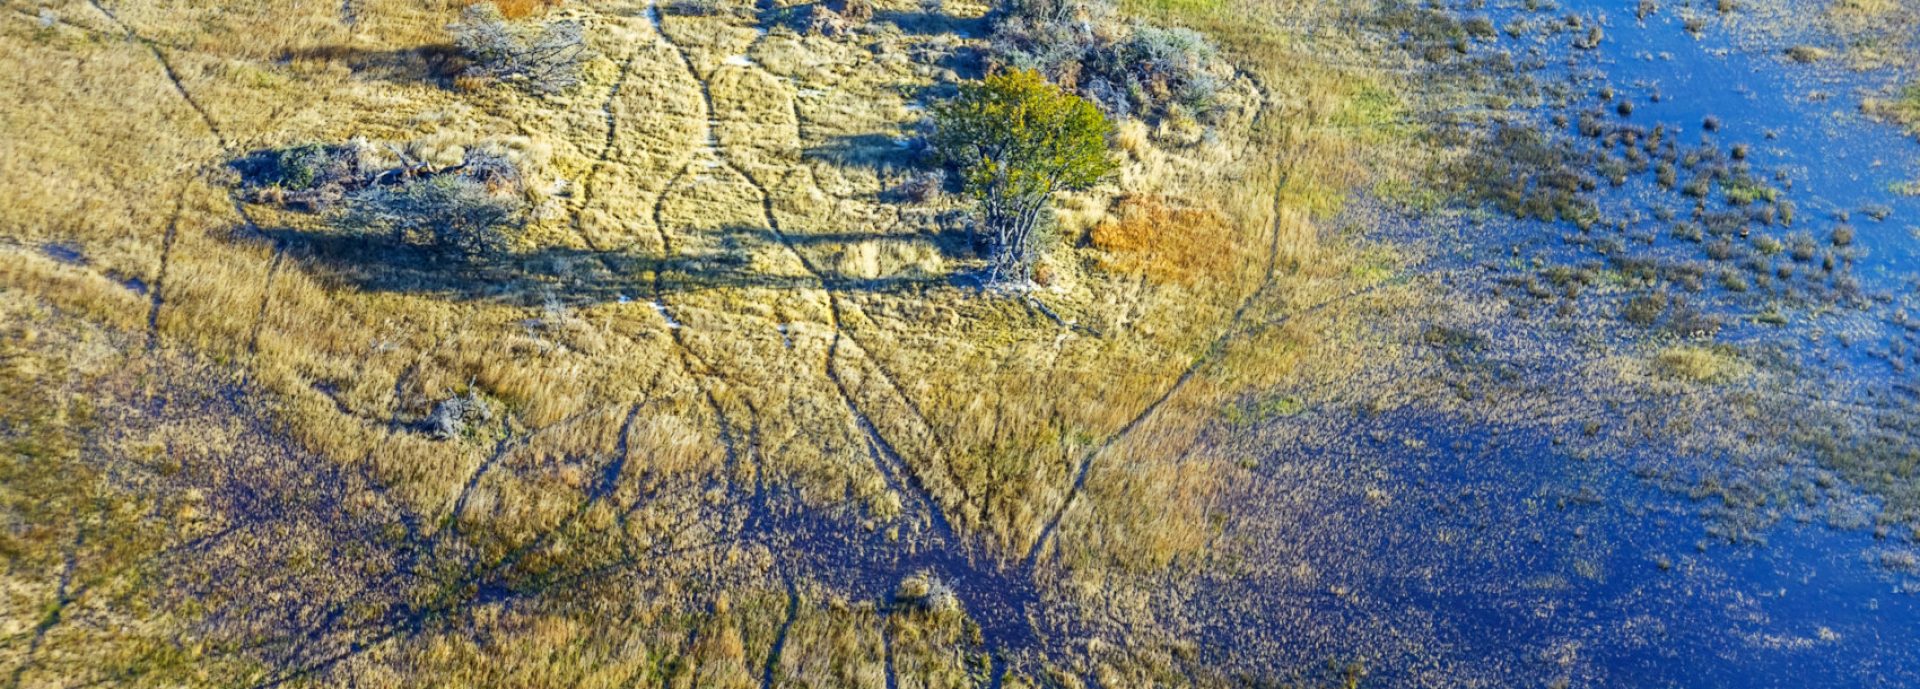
[753,1,816,31]
[872,8,991,40]
[266,225,975,308]
[806,132,926,175]
[806,121,974,203]
[278,44,466,87]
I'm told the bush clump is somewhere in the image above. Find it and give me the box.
[231,140,386,209]
[989,0,1228,127]
[337,155,528,256]
[236,138,539,257]
[423,389,496,440]
[894,573,960,615]
[450,3,592,94]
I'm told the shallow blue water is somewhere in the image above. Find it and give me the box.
[1526,0,1920,288]
[1205,403,1920,687]
[1475,2,1920,683]
[1201,4,1920,685]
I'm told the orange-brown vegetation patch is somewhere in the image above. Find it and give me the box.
[1088,195,1236,285]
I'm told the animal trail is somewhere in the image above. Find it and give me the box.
[144,190,186,351]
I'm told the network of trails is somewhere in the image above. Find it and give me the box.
[3,0,1920,687]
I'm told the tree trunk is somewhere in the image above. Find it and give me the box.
[983,193,1049,286]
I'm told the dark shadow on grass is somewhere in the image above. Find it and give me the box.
[277,44,465,86]
[266,225,976,307]
[807,133,927,175]
[873,9,990,40]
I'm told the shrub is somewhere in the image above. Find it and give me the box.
[1109,25,1221,110]
[1832,224,1855,246]
[989,0,1226,126]
[1622,291,1669,325]
[893,573,960,615]
[337,171,527,256]
[934,69,1115,284]
[796,0,872,34]
[423,389,495,440]
[828,0,873,23]
[253,143,331,189]
[450,3,591,95]
[885,169,949,204]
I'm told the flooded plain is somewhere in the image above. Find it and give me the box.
[1177,1,1920,685]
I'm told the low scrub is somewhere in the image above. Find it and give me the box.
[236,143,535,256]
[231,140,387,210]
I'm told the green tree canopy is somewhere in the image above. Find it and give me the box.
[934,69,1115,284]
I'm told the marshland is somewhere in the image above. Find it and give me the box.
[2,0,1918,686]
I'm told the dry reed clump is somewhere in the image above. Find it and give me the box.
[478,0,566,20]
[1087,195,1235,285]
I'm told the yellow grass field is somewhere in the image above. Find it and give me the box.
[0,0,1470,684]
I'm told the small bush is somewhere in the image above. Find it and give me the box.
[885,169,949,204]
[1788,232,1817,261]
[1832,224,1855,246]
[1622,291,1669,325]
[450,3,592,95]
[803,2,866,37]
[828,0,873,24]
[423,389,495,440]
[894,573,960,615]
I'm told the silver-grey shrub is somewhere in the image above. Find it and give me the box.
[450,4,591,95]
[336,173,525,256]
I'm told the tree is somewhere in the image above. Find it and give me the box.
[933,69,1116,284]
